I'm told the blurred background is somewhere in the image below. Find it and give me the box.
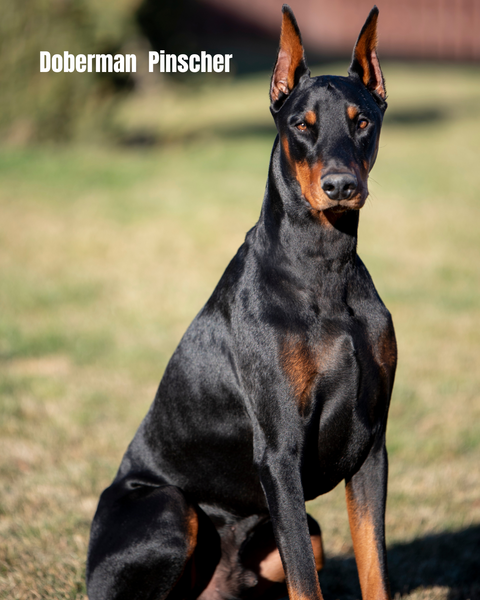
[0,0,479,598]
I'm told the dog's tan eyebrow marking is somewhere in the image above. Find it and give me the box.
[305,110,316,125]
[347,105,358,120]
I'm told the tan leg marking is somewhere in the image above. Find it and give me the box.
[287,589,322,600]
[345,483,390,600]
[310,534,325,572]
[185,507,199,559]
[258,533,324,583]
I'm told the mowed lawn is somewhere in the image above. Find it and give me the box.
[1,63,480,599]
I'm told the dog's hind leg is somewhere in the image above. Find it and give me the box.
[239,514,324,600]
[87,480,220,600]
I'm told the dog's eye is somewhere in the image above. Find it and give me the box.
[358,118,369,130]
[296,122,307,131]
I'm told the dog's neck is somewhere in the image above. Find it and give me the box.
[256,138,359,284]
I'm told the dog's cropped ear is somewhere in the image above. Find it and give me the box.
[348,6,386,104]
[270,5,309,110]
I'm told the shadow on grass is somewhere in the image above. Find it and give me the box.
[319,525,480,600]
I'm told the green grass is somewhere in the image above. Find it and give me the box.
[1,62,480,599]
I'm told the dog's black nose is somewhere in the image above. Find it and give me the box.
[321,173,358,200]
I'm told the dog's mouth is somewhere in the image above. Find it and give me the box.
[329,205,349,214]
[333,194,367,211]
[307,191,367,214]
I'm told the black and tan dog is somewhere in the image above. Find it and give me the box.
[87,6,396,600]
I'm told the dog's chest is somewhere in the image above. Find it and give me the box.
[282,304,395,492]
[282,303,392,405]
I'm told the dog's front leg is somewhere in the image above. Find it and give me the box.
[345,434,391,600]
[258,447,324,600]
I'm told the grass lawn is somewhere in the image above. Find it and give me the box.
[1,62,480,599]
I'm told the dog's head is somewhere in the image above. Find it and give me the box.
[270,5,386,214]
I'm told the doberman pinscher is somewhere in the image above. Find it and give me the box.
[87,6,396,600]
